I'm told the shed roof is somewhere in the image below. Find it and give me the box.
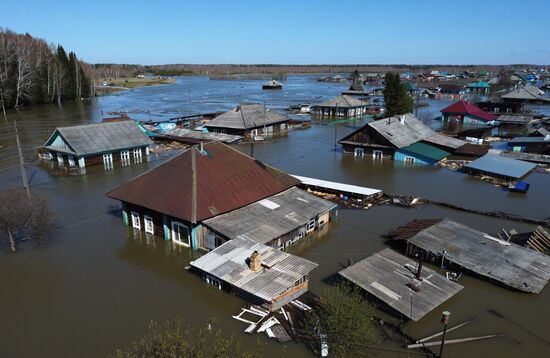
[508,136,550,144]
[339,249,463,321]
[190,236,318,302]
[399,142,450,161]
[407,219,550,293]
[441,100,498,122]
[467,81,490,88]
[203,187,336,244]
[107,142,300,223]
[316,95,365,108]
[464,154,537,179]
[44,120,152,157]
[205,104,288,130]
[161,128,242,144]
[455,143,490,157]
[422,133,466,150]
[263,80,283,87]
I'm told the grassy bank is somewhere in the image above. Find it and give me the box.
[95,76,176,94]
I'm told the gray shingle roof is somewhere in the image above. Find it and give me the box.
[203,187,336,244]
[205,104,288,130]
[502,86,548,101]
[368,114,434,148]
[190,236,318,302]
[44,121,152,157]
[316,95,365,108]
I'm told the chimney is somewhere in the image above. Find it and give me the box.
[249,251,262,271]
[399,115,405,125]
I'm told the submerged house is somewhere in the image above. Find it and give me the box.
[204,104,289,138]
[501,86,549,104]
[41,120,152,170]
[390,218,550,293]
[435,84,466,100]
[339,249,463,321]
[338,113,464,165]
[441,100,498,125]
[190,236,318,311]
[262,80,283,90]
[466,80,490,94]
[463,153,537,181]
[507,136,550,154]
[107,142,337,251]
[312,95,368,118]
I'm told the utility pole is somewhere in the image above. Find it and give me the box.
[14,120,31,199]
[439,311,451,358]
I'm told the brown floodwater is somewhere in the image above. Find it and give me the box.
[1,76,549,358]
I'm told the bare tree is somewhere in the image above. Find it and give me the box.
[0,188,54,252]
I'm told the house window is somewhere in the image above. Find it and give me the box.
[133,148,142,164]
[68,156,76,167]
[251,129,259,137]
[144,215,154,235]
[405,156,415,165]
[131,211,141,230]
[103,153,113,170]
[354,148,364,157]
[171,221,190,246]
[373,150,383,159]
[307,219,316,232]
[494,107,500,113]
[121,150,131,166]
[506,108,512,113]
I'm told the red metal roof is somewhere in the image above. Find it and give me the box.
[441,100,498,122]
[107,142,299,223]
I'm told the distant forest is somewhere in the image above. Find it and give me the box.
[93,63,539,79]
[0,29,92,112]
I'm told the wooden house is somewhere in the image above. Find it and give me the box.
[441,100,498,125]
[338,113,464,165]
[41,120,152,171]
[507,136,550,154]
[204,104,289,138]
[313,95,368,118]
[501,86,550,104]
[391,218,550,293]
[435,84,466,100]
[107,142,337,251]
[190,236,318,311]
[466,80,490,94]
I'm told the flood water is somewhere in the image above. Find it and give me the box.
[1,76,549,358]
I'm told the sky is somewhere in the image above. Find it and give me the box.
[1,0,549,65]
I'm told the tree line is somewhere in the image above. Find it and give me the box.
[0,28,92,114]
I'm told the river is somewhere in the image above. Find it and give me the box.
[1,75,549,357]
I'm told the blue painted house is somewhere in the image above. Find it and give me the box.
[394,142,450,165]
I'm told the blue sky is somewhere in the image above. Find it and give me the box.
[1,0,549,65]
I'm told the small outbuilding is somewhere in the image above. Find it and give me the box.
[41,120,152,170]
[262,80,283,90]
[313,95,368,118]
[339,249,463,321]
[463,153,537,180]
[190,236,318,311]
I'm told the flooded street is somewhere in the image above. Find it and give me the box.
[1,76,549,357]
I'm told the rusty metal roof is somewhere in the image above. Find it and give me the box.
[107,142,300,223]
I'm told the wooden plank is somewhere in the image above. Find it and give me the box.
[416,318,477,343]
[408,334,503,349]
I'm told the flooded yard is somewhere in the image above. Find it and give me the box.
[1,76,549,357]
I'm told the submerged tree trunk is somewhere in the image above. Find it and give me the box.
[0,87,7,122]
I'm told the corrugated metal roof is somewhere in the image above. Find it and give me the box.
[502,86,549,101]
[440,100,498,122]
[107,142,300,222]
[399,142,450,161]
[203,187,336,244]
[205,104,288,130]
[508,136,550,144]
[44,121,152,156]
[368,114,434,148]
[408,219,550,293]
[464,154,537,179]
[339,249,463,321]
[291,175,381,196]
[190,236,318,302]
[423,133,466,150]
